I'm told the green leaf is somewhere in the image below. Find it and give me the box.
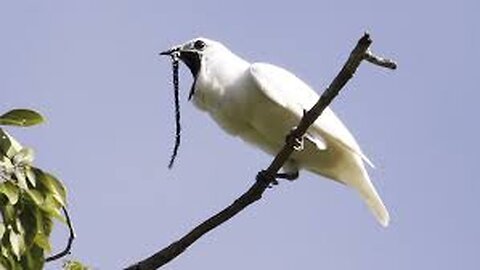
[0,256,11,270]
[0,129,23,158]
[0,251,17,270]
[26,189,44,206]
[0,110,44,127]
[18,206,37,248]
[0,182,19,205]
[0,155,13,180]
[0,129,12,157]
[25,168,36,187]
[2,204,16,224]
[14,170,28,191]
[40,194,64,221]
[21,244,44,270]
[1,245,10,260]
[9,229,25,260]
[0,223,5,239]
[15,218,25,236]
[35,170,66,207]
[39,212,54,240]
[33,233,51,253]
[63,260,90,270]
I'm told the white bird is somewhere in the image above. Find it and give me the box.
[161,37,389,227]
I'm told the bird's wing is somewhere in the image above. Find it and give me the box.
[249,62,373,167]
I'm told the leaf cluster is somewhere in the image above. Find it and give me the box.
[0,110,67,270]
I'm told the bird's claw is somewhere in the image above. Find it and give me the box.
[256,170,278,188]
[276,171,299,181]
[286,131,304,151]
[293,137,304,151]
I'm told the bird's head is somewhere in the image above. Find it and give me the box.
[160,37,222,79]
[159,37,232,168]
[161,37,234,101]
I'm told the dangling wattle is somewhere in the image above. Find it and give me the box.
[178,51,201,100]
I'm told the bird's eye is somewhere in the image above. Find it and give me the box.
[193,40,206,50]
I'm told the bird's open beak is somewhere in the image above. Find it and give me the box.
[159,46,180,56]
[160,44,201,101]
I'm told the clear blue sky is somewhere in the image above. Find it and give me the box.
[1,0,478,269]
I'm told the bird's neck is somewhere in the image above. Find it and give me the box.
[193,51,249,111]
[204,51,250,84]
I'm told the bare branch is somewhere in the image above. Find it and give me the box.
[45,206,76,262]
[364,49,397,69]
[126,32,396,270]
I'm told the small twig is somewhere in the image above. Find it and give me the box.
[364,49,397,70]
[45,206,76,262]
[126,32,396,270]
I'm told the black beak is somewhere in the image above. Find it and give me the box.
[159,47,180,56]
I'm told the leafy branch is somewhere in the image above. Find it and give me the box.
[126,32,396,269]
[0,109,75,269]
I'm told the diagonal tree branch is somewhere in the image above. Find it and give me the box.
[126,32,396,270]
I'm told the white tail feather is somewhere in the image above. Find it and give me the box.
[359,179,390,227]
[342,155,390,227]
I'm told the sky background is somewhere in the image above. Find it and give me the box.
[1,0,479,269]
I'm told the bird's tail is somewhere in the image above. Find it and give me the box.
[345,156,390,227]
[359,179,390,227]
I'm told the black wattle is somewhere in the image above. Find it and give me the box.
[179,51,201,100]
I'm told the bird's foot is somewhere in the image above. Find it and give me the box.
[256,170,300,188]
[256,170,278,188]
[276,171,299,181]
[288,110,308,151]
[286,131,304,151]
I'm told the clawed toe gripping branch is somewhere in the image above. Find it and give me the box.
[286,130,305,152]
[256,170,278,187]
[126,32,396,270]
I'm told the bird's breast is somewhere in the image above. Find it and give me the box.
[192,70,258,136]
[191,72,223,112]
